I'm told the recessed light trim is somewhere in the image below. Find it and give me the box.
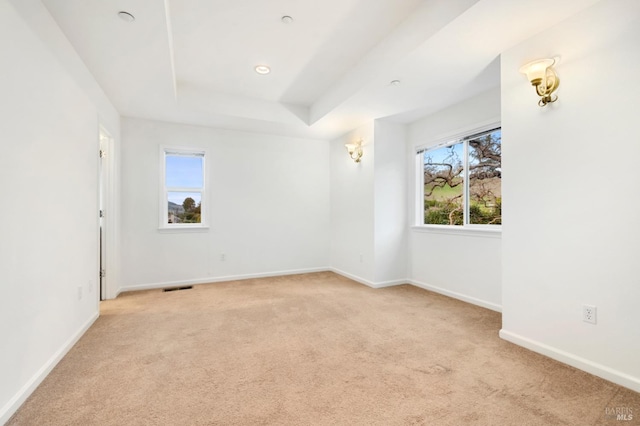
[255,65,271,75]
[390,80,401,86]
[118,11,135,22]
[281,15,294,24]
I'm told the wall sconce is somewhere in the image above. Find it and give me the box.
[519,58,560,107]
[345,140,363,163]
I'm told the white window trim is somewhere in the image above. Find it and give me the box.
[410,224,501,238]
[413,120,500,154]
[414,122,502,233]
[159,146,209,231]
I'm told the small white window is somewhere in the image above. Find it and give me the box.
[160,147,207,229]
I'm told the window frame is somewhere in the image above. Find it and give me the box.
[159,146,208,231]
[415,123,502,231]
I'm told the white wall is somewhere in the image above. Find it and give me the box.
[9,0,123,302]
[329,121,408,287]
[500,0,640,392]
[407,88,502,311]
[329,124,376,283]
[119,118,330,291]
[373,120,408,284]
[0,0,120,422]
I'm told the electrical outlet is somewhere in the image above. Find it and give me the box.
[359,253,363,263]
[78,285,83,300]
[220,253,225,261]
[583,305,597,324]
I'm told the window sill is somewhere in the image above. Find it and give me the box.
[159,225,210,233]
[411,225,501,238]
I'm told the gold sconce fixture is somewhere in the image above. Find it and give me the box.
[345,139,363,163]
[519,58,560,107]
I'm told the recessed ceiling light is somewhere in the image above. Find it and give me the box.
[117,11,135,22]
[255,65,271,75]
[390,80,401,86]
[281,15,294,24]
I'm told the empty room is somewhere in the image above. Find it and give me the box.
[1,0,639,424]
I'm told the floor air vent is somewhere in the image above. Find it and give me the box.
[163,286,193,292]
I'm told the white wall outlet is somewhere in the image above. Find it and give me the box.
[220,253,225,261]
[583,304,597,324]
[359,253,363,263]
[77,285,83,300]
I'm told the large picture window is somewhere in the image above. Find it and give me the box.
[418,127,501,226]
[161,148,206,228]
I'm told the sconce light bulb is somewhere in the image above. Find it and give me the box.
[345,140,363,163]
[519,58,559,107]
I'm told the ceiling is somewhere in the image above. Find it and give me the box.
[41,0,601,140]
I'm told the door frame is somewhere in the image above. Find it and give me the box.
[99,125,116,300]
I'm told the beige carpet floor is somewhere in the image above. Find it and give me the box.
[7,272,640,425]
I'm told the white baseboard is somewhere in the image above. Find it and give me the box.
[0,312,99,425]
[374,279,407,288]
[119,267,331,294]
[408,279,502,312]
[329,268,406,289]
[500,329,640,393]
[113,286,123,299]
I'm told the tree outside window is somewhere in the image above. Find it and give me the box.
[421,128,501,226]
